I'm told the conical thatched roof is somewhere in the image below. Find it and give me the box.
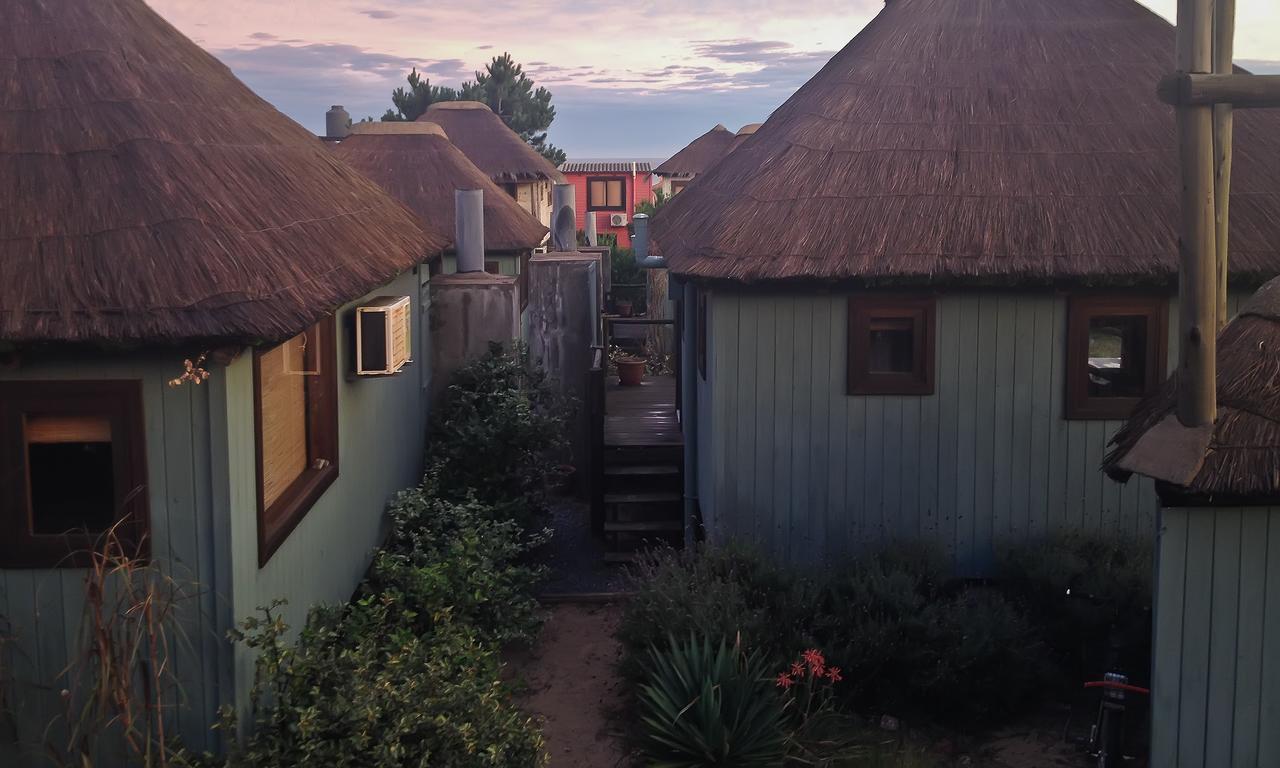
[653,0,1280,285]
[654,124,735,178]
[418,101,564,184]
[726,123,761,154]
[333,123,547,252]
[1105,278,1280,500]
[0,0,446,346]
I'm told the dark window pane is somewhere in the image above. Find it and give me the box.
[28,441,116,535]
[869,317,915,373]
[1087,315,1148,397]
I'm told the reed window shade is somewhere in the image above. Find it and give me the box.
[587,177,626,211]
[0,380,148,568]
[254,318,338,565]
[847,296,936,395]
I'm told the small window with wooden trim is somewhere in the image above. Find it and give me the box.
[587,177,626,211]
[254,318,339,565]
[847,296,936,395]
[1066,295,1167,420]
[0,380,148,568]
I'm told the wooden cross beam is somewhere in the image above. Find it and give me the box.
[1158,73,1280,109]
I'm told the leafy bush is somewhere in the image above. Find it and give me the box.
[998,534,1152,684]
[217,598,544,768]
[638,634,786,767]
[429,342,569,530]
[368,478,549,646]
[619,545,816,680]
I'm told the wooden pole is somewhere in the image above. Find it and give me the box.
[1212,0,1234,330]
[1175,0,1217,427]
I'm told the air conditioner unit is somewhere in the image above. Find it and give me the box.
[354,296,412,375]
[609,212,628,227]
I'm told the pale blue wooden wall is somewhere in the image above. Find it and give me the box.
[697,290,1245,574]
[218,268,430,728]
[1152,505,1280,767]
[0,354,227,765]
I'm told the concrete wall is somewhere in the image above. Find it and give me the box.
[1152,505,1280,767]
[696,288,1248,574]
[428,271,520,401]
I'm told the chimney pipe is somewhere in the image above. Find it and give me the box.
[325,105,351,139]
[552,183,576,251]
[584,210,598,246]
[454,189,485,273]
[633,213,664,268]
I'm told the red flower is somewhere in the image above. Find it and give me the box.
[803,648,826,676]
[790,662,806,678]
[776,673,795,690]
[825,666,843,683]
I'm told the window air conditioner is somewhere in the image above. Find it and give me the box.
[354,296,412,375]
[609,213,628,227]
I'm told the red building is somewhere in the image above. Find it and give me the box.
[558,160,654,248]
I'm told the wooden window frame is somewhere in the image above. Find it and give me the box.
[847,295,936,396]
[586,176,627,212]
[1065,295,1167,420]
[0,380,149,568]
[253,318,339,566]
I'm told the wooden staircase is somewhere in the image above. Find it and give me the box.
[601,445,683,562]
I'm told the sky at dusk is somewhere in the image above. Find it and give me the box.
[151,0,1280,161]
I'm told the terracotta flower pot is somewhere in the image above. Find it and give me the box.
[617,357,646,386]
[616,299,634,317]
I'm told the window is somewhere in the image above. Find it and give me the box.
[0,380,148,568]
[1066,296,1167,419]
[587,177,626,211]
[671,180,689,196]
[847,296,935,395]
[254,318,339,565]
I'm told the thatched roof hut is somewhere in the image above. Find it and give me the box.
[417,101,564,184]
[654,124,735,178]
[0,0,447,347]
[333,122,547,252]
[725,123,761,155]
[652,0,1280,285]
[1106,278,1280,500]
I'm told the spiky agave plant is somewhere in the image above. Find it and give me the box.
[638,634,787,768]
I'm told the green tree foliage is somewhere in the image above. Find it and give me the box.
[634,188,668,218]
[383,54,566,166]
[381,68,459,122]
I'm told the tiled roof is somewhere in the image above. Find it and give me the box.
[560,160,653,173]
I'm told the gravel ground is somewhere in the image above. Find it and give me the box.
[536,495,631,595]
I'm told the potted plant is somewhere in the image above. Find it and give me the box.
[616,354,646,386]
[616,298,634,317]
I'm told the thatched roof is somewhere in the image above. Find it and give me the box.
[418,101,565,184]
[333,122,547,252]
[0,0,445,347]
[652,0,1280,286]
[654,125,735,178]
[726,123,761,154]
[1105,278,1280,500]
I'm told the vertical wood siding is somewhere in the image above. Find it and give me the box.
[1152,506,1280,767]
[699,290,1245,573]
[221,269,429,727]
[0,356,225,765]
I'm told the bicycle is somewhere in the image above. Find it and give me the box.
[1064,587,1151,768]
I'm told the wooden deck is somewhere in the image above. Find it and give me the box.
[604,375,681,447]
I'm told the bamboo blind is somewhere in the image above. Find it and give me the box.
[25,415,111,444]
[258,334,308,508]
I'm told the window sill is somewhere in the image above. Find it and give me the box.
[258,464,338,567]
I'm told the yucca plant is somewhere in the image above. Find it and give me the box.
[639,634,787,768]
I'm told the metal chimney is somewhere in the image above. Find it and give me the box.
[325,105,351,139]
[454,189,485,273]
[584,210,598,246]
[552,183,576,251]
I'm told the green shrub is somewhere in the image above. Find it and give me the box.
[998,534,1152,684]
[218,599,545,768]
[638,634,786,768]
[429,342,569,530]
[619,545,816,679]
[371,478,548,645]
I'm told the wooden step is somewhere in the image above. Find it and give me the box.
[604,492,681,505]
[604,520,683,533]
[604,464,680,477]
